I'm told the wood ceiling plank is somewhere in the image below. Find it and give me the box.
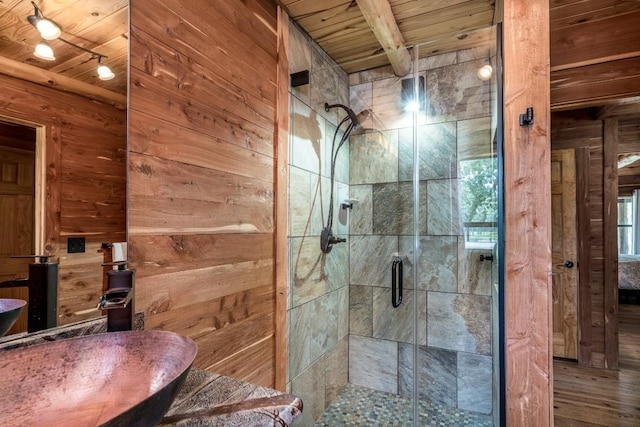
[398,1,493,32]
[301,16,370,41]
[416,25,493,57]
[40,0,128,35]
[551,57,640,110]
[401,10,494,46]
[551,0,640,29]
[391,0,493,20]
[295,1,362,32]
[551,11,640,71]
[279,0,351,18]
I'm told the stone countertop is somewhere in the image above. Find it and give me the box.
[160,368,303,426]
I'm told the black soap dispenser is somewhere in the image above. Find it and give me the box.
[98,261,135,332]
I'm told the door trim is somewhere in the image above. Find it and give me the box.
[0,114,45,255]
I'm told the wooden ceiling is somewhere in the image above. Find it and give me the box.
[282,0,640,114]
[550,0,640,113]
[0,0,128,107]
[279,0,498,74]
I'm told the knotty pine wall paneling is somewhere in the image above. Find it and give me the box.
[128,0,280,388]
[503,0,553,424]
[0,73,126,326]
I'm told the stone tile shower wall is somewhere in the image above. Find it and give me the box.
[348,44,495,415]
[287,21,350,425]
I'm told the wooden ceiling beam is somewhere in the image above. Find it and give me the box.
[0,56,126,109]
[356,0,412,77]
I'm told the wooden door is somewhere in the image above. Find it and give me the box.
[0,144,35,334]
[551,149,579,359]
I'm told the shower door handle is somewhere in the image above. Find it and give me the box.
[392,257,403,308]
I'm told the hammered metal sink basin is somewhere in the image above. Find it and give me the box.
[0,298,26,336]
[0,330,197,426]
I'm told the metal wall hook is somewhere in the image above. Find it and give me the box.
[519,107,534,126]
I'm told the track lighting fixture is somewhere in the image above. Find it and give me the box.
[26,2,116,82]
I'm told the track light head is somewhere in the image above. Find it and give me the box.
[97,57,115,81]
[33,40,55,61]
[27,3,61,40]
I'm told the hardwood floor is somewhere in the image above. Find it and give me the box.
[554,304,640,426]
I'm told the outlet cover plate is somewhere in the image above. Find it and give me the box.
[68,237,86,253]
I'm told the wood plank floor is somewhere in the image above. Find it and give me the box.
[554,304,640,426]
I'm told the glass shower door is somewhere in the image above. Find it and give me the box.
[302,23,502,427]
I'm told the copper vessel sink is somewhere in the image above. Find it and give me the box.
[0,330,197,426]
[0,298,26,336]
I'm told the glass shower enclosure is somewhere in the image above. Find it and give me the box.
[287,21,502,427]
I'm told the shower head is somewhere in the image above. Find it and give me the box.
[325,102,359,125]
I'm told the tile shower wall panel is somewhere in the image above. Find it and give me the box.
[347,39,496,418]
[398,343,458,407]
[457,352,493,414]
[399,236,458,292]
[349,235,398,287]
[427,292,491,355]
[398,122,458,181]
[349,335,398,394]
[349,285,373,336]
[291,97,327,176]
[349,130,399,185]
[349,185,373,235]
[372,182,427,236]
[372,288,427,344]
[287,20,350,423]
[425,59,492,124]
[427,179,463,236]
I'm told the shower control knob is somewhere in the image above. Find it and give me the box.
[479,254,494,262]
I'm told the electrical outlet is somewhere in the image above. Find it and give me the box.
[67,237,86,253]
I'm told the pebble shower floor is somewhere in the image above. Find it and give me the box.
[315,384,493,426]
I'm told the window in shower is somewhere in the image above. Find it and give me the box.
[461,157,498,246]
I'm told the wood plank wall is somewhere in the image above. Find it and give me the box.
[0,73,126,326]
[551,109,621,368]
[128,0,281,388]
[618,118,640,196]
[503,0,553,424]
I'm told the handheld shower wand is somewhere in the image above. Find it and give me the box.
[321,103,359,254]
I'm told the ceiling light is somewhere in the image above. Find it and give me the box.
[477,64,493,81]
[97,57,115,81]
[35,18,61,40]
[33,40,55,61]
[26,2,61,40]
